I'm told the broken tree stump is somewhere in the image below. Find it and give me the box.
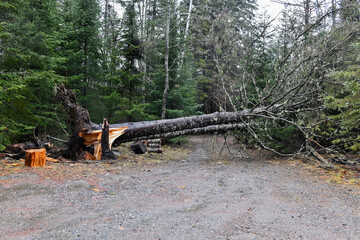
[25,148,46,167]
[101,118,116,160]
[79,125,128,160]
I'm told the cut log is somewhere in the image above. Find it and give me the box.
[25,149,46,167]
[147,147,162,153]
[148,139,161,143]
[148,143,161,147]
[130,141,147,154]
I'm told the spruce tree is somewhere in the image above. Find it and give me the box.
[0,0,65,148]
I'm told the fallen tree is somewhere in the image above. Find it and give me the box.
[56,83,304,159]
[54,12,359,161]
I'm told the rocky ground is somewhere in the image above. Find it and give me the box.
[0,135,359,239]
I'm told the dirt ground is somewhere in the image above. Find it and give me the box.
[1,135,360,240]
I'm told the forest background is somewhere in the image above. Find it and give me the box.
[0,0,359,155]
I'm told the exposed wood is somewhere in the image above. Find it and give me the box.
[25,148,46,167]
[77,150,96,160]
[101,118,116,160]
[79,127,128,160]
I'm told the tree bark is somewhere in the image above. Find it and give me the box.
[116,123,250,143]
[178,0,193,69]
[304,0,311,40]
[91,104,289,145]
[161,2,170,119]
[101,118,116,160]
[332,0,336,26]
[56,83,93,159]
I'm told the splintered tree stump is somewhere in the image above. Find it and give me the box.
[79,123,128,160]
[25,149,46,167]
[101,118,116,160]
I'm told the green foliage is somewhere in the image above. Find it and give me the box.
[318,62,360,152]
[140,1,200,119]
[266,125,304,154]
[0,71,63,149]
[235,122,304,154]
[0,0,66,148]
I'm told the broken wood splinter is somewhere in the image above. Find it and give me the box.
[79,124,128,160]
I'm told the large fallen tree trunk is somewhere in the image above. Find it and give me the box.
[91,106,296,146]
[111,123,251,143]
[57,83,302,159]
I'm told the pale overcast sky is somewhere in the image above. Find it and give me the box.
[257,0,285,20]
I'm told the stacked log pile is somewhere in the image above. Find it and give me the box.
[146,139,162,153]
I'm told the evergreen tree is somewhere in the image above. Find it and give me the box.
[192,0,258,112]
[140,0,199,119]
[0,0,65,149]
[59,0,102,119]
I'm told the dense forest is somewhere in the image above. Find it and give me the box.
[0,0,359,155]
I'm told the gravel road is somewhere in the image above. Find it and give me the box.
[1,135,359,240]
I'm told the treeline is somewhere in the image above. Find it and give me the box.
[0,0,359,154]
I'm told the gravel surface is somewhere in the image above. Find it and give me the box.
[1,135,360,240]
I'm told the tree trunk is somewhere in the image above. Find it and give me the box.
[111,123,250,143]
[56,83,93,159]
[91,105,288,145]
[101,118,116,160]
[161,2,170,119]
[332,0,336,26]
[178,0,193,69]
[304,0,311,39]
